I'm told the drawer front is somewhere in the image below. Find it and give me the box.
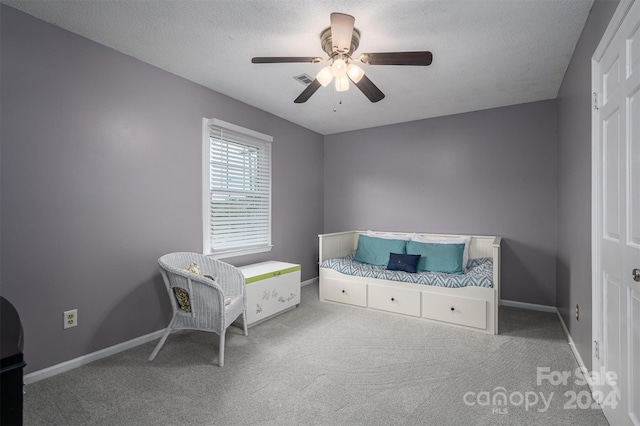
[322,278,367,307]
[245,271,300,324]
[368,284,421,317]
[422,292,487,330]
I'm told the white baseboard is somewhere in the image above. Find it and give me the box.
[301,277,318,287]
[502,300,595,392]
[23,329,165,385]
[500,299,556,313]
[555,308,594,392]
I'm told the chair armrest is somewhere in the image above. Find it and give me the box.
[165,267,222,291]
[158,252,245,299]
[200,258,245,297]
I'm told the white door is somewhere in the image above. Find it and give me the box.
[593,1,640,425]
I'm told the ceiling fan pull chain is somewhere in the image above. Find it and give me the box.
[333,96,343,112]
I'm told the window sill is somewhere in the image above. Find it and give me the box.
[207,245,273,260]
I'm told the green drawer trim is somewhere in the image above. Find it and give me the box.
[245,265,301,284]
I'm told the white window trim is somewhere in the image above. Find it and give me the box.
[202,118,273,259]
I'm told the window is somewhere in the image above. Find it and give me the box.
[202,118,272,258]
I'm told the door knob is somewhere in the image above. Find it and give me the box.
[634,269,640,282]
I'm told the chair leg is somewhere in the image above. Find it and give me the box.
[149,326,172,361]
[218,330,226,367]
[242,310,248,337]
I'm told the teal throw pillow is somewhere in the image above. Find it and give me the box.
[406,241,465,274]
[354,235,406,266]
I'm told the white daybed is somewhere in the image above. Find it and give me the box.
[318,231,501,334]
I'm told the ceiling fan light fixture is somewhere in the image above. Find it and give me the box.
[316,66,334,87]
[346,63,365,83]
[335,75,349,92]
[331,58,347,77]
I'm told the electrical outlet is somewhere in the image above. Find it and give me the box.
[64,309,77,329]
[575,304,579,321]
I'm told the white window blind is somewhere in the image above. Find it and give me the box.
[202,118,272,258]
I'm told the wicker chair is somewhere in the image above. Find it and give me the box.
[149,252,248,366]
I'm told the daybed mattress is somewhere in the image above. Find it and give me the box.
[320,253,494,288]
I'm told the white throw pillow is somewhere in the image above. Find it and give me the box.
[411,234,472,271]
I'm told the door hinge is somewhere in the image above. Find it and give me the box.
[594,340,599,359]
[593,92,600,110]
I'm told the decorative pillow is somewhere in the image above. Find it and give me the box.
[172,287,192,312]
[354,235,407,266]
[366,230,413,241]
[184,262,202,276]
[386,253,421,273]
[411,234,471,271]
[406,240,465,274]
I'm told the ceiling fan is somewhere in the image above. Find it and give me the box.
[252,13,433,104]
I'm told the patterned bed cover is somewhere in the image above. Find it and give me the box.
[320,253,494,288]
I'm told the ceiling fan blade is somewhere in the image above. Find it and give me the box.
[360,51,433,66]
[330,12,355,54]
[351,74,385,103]
[294,79,322,103]
[252,57,322,64]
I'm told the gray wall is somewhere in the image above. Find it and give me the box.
[556,0,619,370]
[324,100,558,305]
[0,6,324,373]
[0,0,621,376]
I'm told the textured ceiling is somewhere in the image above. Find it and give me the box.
[4,0,594,135]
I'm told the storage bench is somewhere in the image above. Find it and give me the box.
[238,261,301,327]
